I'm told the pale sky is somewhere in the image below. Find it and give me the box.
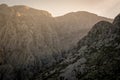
[0,0,120,18]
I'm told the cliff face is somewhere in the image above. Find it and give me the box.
[79,14,120,80]
[0,4,61,76]
[0,4,62,80]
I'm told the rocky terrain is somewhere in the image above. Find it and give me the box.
[38,14,120,80]
[0,4,114,80]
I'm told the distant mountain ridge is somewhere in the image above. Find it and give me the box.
[0,4,52,17]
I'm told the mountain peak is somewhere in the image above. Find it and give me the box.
[113,13,120,26]
[12,5,52,17]
[64,11,97,17]
[0,4,52,17]
[0,4,8,8]
[88,21,112,36]
[12,5,30,10]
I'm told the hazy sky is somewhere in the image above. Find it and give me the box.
[0,0,120,18]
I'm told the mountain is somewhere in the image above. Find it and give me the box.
[0,4,113,80]
[41,14,120,80]
[55,11,112,51]
[0,4,62,80]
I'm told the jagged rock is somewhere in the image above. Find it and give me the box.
[113,13,120,26]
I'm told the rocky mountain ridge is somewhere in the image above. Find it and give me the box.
[0,4,113,80]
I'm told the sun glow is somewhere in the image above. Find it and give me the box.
[25,6,29,10]
[16,12,21,17]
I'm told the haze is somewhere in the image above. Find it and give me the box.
[0,0,120,18]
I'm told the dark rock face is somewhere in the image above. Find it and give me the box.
[113,14,120,35]
[78,17,120,80]
[78,21,113,47]
[113,14,120,26]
